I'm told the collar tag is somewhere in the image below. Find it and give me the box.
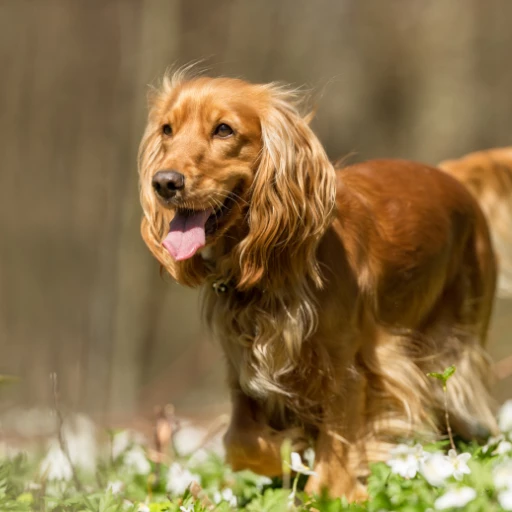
[212,280,229,295]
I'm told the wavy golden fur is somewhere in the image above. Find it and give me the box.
[139,71,512,500]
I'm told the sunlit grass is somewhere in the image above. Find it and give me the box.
[0,398,512,511]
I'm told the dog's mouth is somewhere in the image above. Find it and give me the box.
[162,188,240,261]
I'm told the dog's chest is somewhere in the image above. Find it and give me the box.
[207,287,294,401]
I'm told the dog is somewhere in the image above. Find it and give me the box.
[138,71,512,500]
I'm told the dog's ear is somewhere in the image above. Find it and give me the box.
[236,88,336,291]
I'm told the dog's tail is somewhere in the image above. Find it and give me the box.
[438,147,512,298]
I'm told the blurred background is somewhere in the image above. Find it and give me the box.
[0,0,511,431]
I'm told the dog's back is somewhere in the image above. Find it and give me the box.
[439,147,512,298]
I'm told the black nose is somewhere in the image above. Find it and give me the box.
[152,170,185,200]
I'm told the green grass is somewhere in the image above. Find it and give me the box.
[1,419,512,512]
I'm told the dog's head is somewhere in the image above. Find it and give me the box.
[139,73,336,290]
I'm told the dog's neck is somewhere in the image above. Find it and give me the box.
[198,247,232,294]
[199,223,249,291]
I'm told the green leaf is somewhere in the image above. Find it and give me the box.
[442,365,456,380]
[427,365,456,385]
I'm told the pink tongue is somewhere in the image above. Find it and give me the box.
[162,208,213,261]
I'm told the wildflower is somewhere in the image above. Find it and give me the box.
[137,505,150,512]
[255,475,273,491]
[434,486,477,510]
[494,440,512,456]
[387,443,425,479]
[112,431,132,460]
[482,434,505,454]
[112,429,147,461]
[187,448,210,466]
[498,488,512,511]
[39,440,73,481]
[107,480,124,494]
[445,450,471,481]
[303,447,315,468]
[213,488,237,507]
[63,414,97,473]
[419,452,453,487]
[289,451,316,475]
[174,422,208,455]
[499,400,512,435]
[166,462,200,495]
[123,446,151,475]
[493,459,512,490]
[180,506,193,512]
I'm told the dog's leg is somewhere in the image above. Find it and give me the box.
[304,369,368,502]
[223,390,307,476]
[305,428,368,502]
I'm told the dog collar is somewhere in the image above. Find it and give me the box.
[212,279,230,295]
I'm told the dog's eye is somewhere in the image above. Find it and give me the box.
[214,123,234,138]
[162,124,172,136]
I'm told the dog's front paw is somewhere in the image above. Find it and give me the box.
[305,465,367,502]
[224,425,308,477]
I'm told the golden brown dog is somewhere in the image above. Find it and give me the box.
[138,71,512,500]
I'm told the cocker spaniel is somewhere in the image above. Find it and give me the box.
[138,71,512,500]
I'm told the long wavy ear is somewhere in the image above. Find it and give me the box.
[138,72,206,287]
[235,86,337,291]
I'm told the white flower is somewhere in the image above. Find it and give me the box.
[419,452,453,487]
[137,505,150,512]
[174,422,207,455]
[387,444,425,479]
[111,430,147,460]
[434,487,476,510]
[498,488,512,511]
[107,480,124,494]
[499,400,512,434]
[166,462,200,495]
[482,434,504,454]
[255,475,273,490]
[446,450,471,481]
[179,506,193,512]
[112,431,132,460]
[123,446,151,475]
[39,440,73,481]
[187,448,210,467]
[213,488,237,507]
[303,448,315,468]
[289,452,316,475]
[494,440,512,456]
[63,414,97,473]
[493,460,512,490]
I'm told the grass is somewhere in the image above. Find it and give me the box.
[0,370,510,512]
[1,406,512,512]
